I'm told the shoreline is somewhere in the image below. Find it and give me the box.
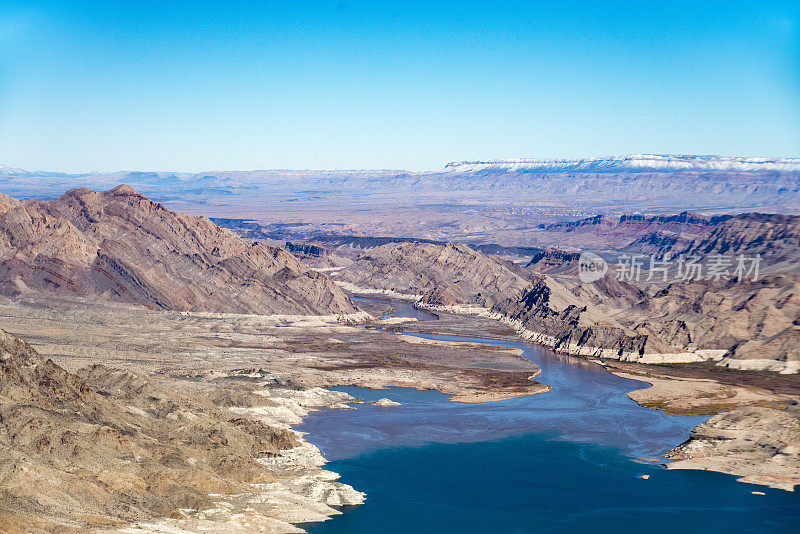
[415,301,736,367]
[118,386,369,534]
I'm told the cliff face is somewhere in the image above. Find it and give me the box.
[0,186,358,316]
[655,213,800,268]
[489,277,678,361]
[534,211,800,268]
[534,211,725,249]
[488,272,800,372]
[615,212,800,271]
[630,274,800,372]
[524,249,581,275]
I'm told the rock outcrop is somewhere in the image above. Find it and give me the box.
[370,398,402,407]
[487,272,800,371]
[488,277,688,361]
[525,249,581,274]
[0,186,359,316]
[534,211,726,249]
[628,274,800,373]
[667,404,800,491]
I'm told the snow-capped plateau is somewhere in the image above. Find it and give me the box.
[0,165,31,177]
[443,154,800,174]
[0,165,76,178]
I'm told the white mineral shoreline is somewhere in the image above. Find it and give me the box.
[118,387,367,534]
[333,281,423,301]
[413,301,798,372]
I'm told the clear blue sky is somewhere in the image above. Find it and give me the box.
[1,0,798,172]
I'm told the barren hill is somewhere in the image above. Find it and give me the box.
[0,185,358,316]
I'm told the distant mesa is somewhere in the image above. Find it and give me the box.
[443,154,800,174]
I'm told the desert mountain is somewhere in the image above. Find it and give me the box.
[535,211,800,270]
[0,328,283,531]
[489,272,800,372]
[534,211,727,250]
[0,186,358,316]
[628,213,800,269]
[628,274,800,372]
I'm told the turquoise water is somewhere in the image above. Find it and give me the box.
[299,299,800,532]
[307,435,800,533]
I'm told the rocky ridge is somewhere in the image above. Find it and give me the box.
[536,211,800,270]
[629,212,800,270]
[0,186,359,316]
[334,241,536,308]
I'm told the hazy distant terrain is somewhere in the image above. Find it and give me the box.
[3,155,799,247]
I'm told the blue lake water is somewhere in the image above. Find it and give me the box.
[299,299,800,532]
